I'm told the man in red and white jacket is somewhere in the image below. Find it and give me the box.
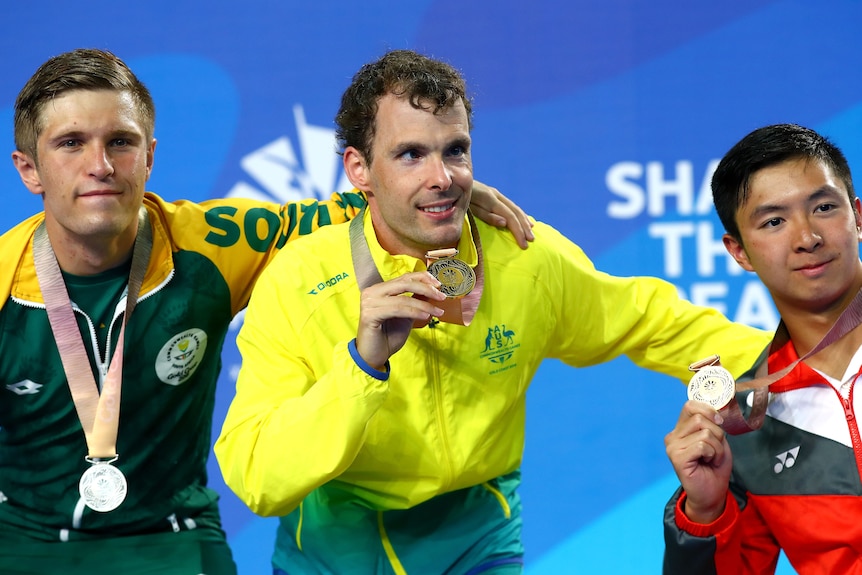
[663,123,862,575]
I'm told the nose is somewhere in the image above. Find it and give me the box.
[87,145,114,179]
[427,156,453,191]
[793,218,822,252]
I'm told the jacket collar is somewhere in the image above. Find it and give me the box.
[9,193,174,306]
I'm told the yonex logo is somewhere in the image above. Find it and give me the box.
[7,380,43,395]
[773,446,800,473]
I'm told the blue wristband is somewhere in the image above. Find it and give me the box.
[348,339,390,381]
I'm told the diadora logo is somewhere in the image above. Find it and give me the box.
[308,272,351,295]
[225,104,352,205]
[6,380,42,395]
[155,329,208,386]
[480,324,521,374]
[773,446,800,474]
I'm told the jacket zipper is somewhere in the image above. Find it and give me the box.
[99,292,129,388]
[70,305,107,388]
[428,326,455,487]
[840,376,862,480]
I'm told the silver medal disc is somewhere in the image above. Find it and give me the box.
[687,365,736,410]
[427,258,476,298]
[79,462,128,512]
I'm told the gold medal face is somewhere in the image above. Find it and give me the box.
[79,462,128,512]
[687,365,736,410]
[427,258,476,298]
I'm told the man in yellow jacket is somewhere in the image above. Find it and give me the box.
[215,49,772,575]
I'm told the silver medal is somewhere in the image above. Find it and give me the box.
[687,365,736,410]
[79,461,128,512]
[427,258,476,298]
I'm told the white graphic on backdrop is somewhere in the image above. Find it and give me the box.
[223,104,352,381]
[226,104,352,203]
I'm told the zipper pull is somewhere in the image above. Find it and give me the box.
[844,397,855,422]
[167,513,180,533]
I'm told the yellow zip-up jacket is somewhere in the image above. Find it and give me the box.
[215,211,771,520]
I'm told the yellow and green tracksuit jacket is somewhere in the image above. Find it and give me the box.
[215,210,773,574]
[0,190,364,543]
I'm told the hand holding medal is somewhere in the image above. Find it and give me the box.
[424,248,480,325]
[425,248,476,298]
[686,354,770,435]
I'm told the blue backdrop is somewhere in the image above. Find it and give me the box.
[4,2,860,572]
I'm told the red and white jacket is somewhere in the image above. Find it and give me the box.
[663,336,862,574]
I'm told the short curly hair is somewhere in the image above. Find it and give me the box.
[335,49,472,165]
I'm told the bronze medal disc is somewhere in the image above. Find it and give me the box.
[687,365,736,410]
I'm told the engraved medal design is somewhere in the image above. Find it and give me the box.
[427,258,476,298]
[79,461,128,512]
[687,365,736,410]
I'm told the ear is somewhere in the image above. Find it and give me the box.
[854,197,862,241]
[722,233,755,272]
[342,146,372,192]
[145,138,157,181]
[11,150,44,196]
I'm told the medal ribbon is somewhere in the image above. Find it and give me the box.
[349,209,485,325]
[33,208,152,459]
[690,286,862,434]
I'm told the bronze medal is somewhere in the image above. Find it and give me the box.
[687,365,736,410]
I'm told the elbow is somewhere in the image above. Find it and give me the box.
[213,432,301,518]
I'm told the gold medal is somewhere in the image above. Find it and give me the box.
[687,365,736,410]
[427,257,476,298]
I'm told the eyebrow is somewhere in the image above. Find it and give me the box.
[391,141,426,155]
[748,186,845,221]
[390,135,471,156]
[47,127,141,142]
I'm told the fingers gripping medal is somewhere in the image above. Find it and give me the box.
[687,355,735,410]
[687,354,774,435]
[79,456,128,512]
[425,248,477,325]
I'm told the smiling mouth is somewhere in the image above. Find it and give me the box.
[422,202,456,213]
